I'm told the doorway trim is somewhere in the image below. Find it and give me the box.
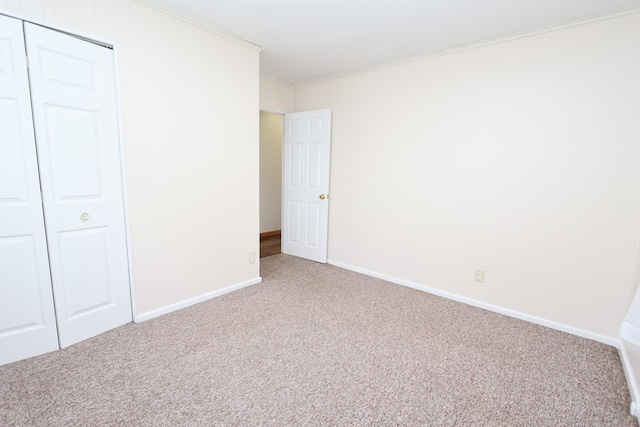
[259,109,285,257]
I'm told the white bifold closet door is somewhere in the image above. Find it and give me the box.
[0,15,59,365]
[0,16,132,365]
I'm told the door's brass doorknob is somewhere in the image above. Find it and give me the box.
[319,194,326,200]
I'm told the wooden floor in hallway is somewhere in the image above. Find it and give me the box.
[260,230,281,258]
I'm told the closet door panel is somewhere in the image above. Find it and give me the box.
[25,23,132,347]
[0,15,59,365]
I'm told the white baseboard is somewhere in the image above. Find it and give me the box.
[327,259,618,347]
[133,277,262,323]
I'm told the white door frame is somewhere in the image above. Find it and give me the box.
[0,10,137,320]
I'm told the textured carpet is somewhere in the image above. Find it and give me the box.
[0,254,637,426]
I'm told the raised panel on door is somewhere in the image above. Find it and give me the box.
[0,15,59,365]
[282,110,331,263]
[24,23,132,347]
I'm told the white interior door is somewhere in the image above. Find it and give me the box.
[0,15,59,365]
[25,23,132,347]
[282,109,331,263]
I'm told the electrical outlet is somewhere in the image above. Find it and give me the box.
[249,252,256,264]
[475,269,485,283]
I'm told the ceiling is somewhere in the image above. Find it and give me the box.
[146,0,640,85]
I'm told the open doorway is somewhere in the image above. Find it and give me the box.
[259,110,284,257]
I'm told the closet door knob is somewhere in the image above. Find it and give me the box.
[81,212,89,221]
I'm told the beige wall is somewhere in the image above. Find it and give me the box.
[294,12,640,340]
[0,0,261,316]
[260,74,293,113]
[259,112,283,233]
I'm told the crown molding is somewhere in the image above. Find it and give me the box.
[134,0,263,52]
[293,7,640,88]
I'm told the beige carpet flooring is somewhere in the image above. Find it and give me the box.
[1,254,637,426]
